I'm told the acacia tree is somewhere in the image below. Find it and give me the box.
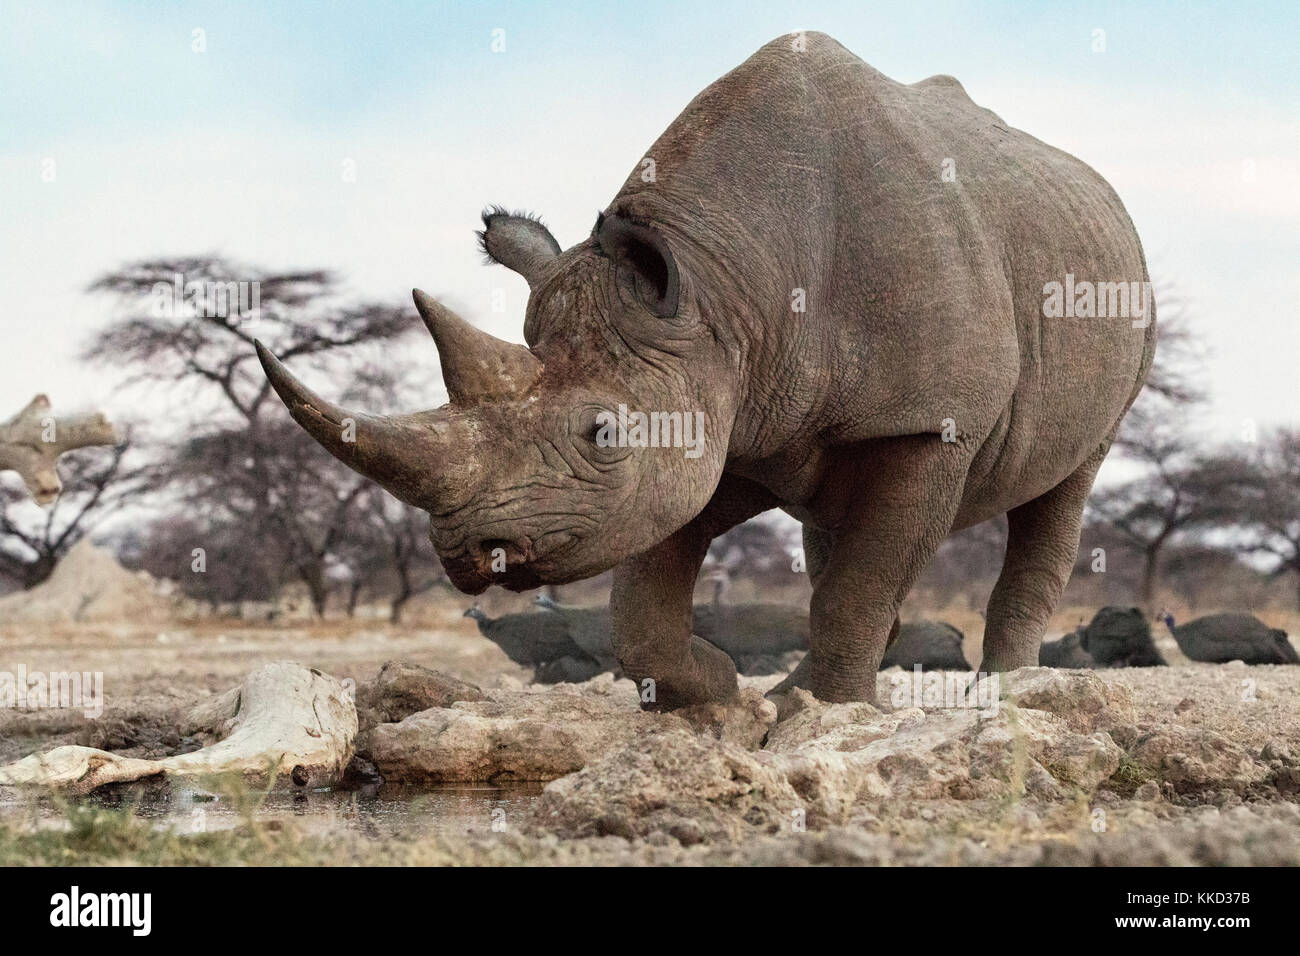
[707,517,797,583]
[1233,429,1300,609]
[158,420,372,616]
[1131,285,1207,410]
[326,356,445,621]
[85,257,410,425]
[123,512,286,611]
[1088,282,1229,610]
[84,256,421,615]
[0,438,145,589]
[334,485,441,622]
[1089,408,1241,609]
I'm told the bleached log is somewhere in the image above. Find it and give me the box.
[0,395,119,504]
[0,662,357,795]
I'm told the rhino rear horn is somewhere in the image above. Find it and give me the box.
[477,207,560,289]
[412,289,542,404]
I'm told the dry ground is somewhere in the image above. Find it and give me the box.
[1,602,1298,866]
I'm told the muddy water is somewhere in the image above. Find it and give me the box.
[0,782,545,837]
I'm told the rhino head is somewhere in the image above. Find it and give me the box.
[257,208,738,594]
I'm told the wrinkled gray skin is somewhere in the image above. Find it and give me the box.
[1170,613,1299,665]
[1038,631,1096,669]
[1078,607,1166,668]
[260,33,1153,708]
[881,621,971,671]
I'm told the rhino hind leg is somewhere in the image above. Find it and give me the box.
[980,449,1105,671]
[766,525,831,696]
[800,522,832,579]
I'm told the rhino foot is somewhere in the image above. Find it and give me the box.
[638,635,739,712]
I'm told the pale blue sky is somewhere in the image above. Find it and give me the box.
[2,1,1297,455]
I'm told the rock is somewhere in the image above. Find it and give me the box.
[0,539,179,624]
[521,691,1125,845]
[1135,780,1162,801]
[764,692,894,753]
[367,689,685,783]
[677,687,778,749]
[1129,727,1270,793]
[1260,739,1293,764]
[528,729,802,843]
[1124,807,1160,829]
[766,681,1121,798]
[1001,668,1137,733]
[966,708,1122,793]
[1274,767,1300,796]
[355,660,484,731]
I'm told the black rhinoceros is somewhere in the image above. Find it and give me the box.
[258,33,1154,708]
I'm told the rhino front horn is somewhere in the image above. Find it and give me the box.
[412,289,542,404]
[255,340,452,506]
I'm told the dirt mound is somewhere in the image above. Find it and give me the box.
[0,539,179,624]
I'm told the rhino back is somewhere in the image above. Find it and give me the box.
[612,32,1152,519]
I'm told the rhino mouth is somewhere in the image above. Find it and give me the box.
[439,529,589,595]
[443,559,545,596]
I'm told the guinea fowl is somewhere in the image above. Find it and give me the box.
[531,595,620,670]
[534,593,809,676]
[1169,613,1299,665]
[880,621,972,670]
[1077,606,1166,668]
[1038,631,1097,668]
[462,605,604,683]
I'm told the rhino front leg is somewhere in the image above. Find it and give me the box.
[980,448,1106,671]
[610,474,775,710]
[779,436,971,703]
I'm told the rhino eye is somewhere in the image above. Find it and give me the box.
[571,405,630,463]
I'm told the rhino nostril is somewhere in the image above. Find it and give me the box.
[480,539,526,563]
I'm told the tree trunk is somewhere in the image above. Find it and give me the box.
[22,553,57,590]
[1140,546,1161,613]
[300,566,328,619]
[389,588,412,625]
[389,560,414,624]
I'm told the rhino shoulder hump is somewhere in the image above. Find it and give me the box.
[912,73,967,95]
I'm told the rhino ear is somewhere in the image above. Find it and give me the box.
[477,207,560,289]
[595,211,679,318]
